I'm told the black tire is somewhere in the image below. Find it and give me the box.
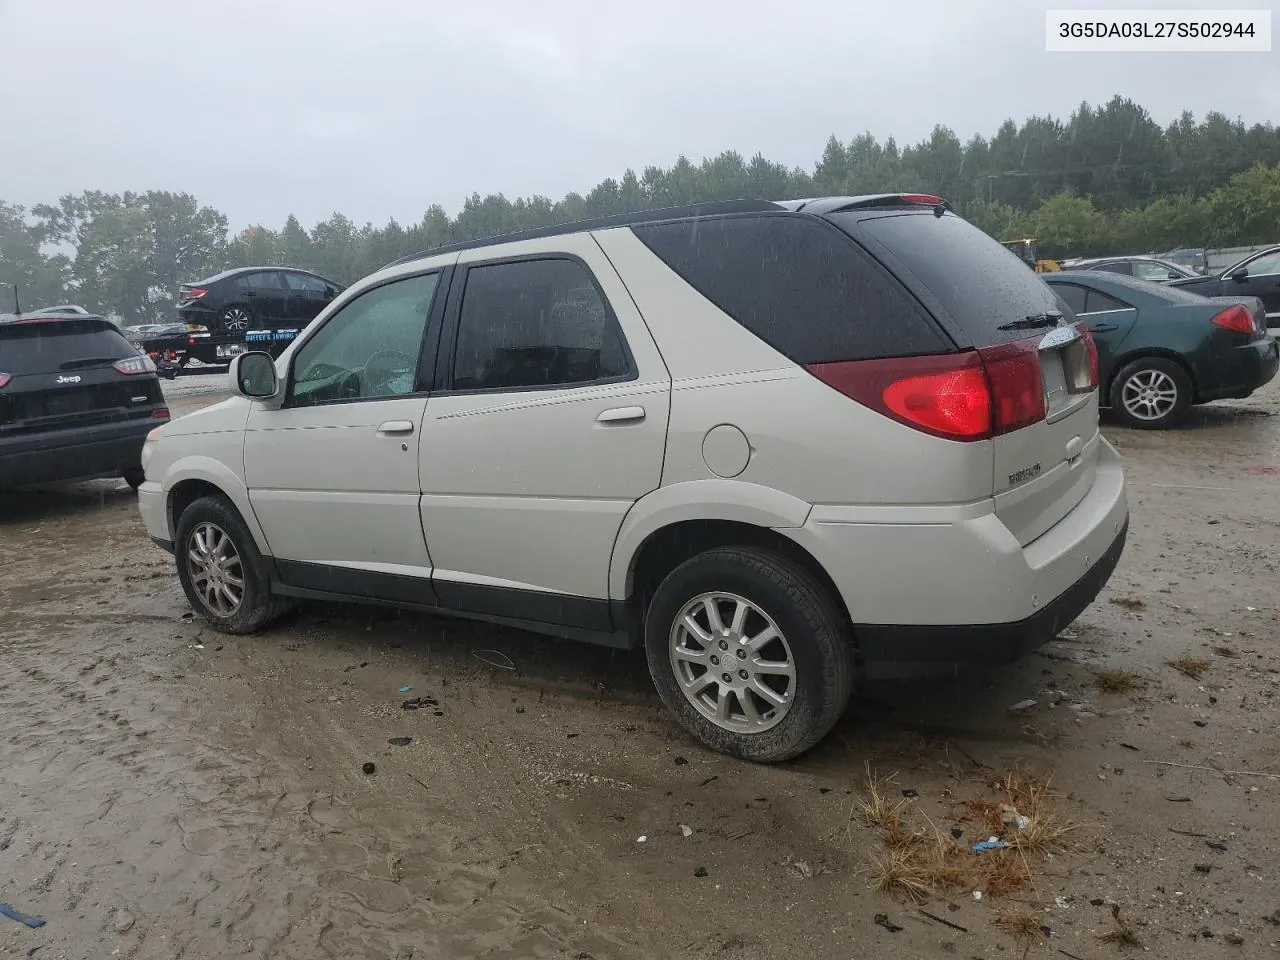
[644,546,855,763]
[219,303,255,333]
[123,468,145,490]
[173,494,291,634]
[1109,356,1193,429]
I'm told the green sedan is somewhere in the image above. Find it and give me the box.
[1045,271,1279,429]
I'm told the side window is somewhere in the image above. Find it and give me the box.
[1051,283,1088,315]
[291,272,439,406]
[1132,261,1173,281]
[1085,290,1131,313]
[1244,251,1280,276]
[243,271,284,291]
[284,272,329,294]
[632,215,947,364]
[452,258,632,391]
[1091,261,1132,276]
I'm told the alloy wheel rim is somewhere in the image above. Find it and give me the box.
[1121,369,1178,421]
[224,308,250,331]
[187,522,245,617]
[669,592,796,733]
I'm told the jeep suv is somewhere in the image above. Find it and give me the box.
[1,313,169,489]
[137,195,1128,761]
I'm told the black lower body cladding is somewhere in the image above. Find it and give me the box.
[0,419,157,489]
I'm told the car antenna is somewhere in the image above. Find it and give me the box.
[10,283,20,314]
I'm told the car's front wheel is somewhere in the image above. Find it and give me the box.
[644,546,855,762]
[1111,356,1192,429]
[174,494,291,634]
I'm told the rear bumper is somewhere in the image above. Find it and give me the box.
[856,518,1127,678]
[783,437,1129,678]
[1197,336,1279,402]
[0,418,158,488]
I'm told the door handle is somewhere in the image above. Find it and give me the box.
[1090,323,1118,332]
[245,291,258,298]
[596,406,646,423]
[377,420,415,435]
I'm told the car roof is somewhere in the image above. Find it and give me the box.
[382,194,947,269]
[1048,270,1210,304]
[197,266,335,284]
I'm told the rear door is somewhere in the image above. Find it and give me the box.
[240,270,290,326]
[1048,281,1138,382]
[1227,249,1280,323]
[832,209,1100,546]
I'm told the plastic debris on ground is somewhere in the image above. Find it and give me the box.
[873,913,903,933]
[0,904,46,928]
[679,824,693,838]
[399,685,413,693]
[972,838,1008,853]
[1007,698,1037,711]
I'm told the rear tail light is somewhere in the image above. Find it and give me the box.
[1076,323,1100,390]
[900,193,944,205]
[180,287,208,300]
[0,373,11,389]
[1211,304,1257,335]
[805,335,1050,442]
[153,407,170,420]
[113,355,157,375]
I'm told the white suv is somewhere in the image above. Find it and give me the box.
[137,195,1128,762]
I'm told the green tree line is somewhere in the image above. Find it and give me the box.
[4,95,1280,322]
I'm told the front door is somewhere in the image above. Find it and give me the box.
[240,270,290,327]
[282,271,334,324]
[418,235,670,630]
[242,266,451,603]
[1227,249,1280,323]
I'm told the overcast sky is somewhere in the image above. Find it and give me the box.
[2,0,1276,230]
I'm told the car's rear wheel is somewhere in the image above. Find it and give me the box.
[644,546,855,762]
[1111,356,1192,429]
[220,304,254,333]
[174,494,291,634]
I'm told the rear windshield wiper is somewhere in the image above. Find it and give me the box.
[997,312,1062,332]
[58,357,122,370]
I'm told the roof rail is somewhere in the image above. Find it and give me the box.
[380,198,785,269]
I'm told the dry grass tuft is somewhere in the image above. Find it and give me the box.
[1001,775,1074,856]
[978,851,1032,896]
[1167,656,1210,680]
[992,906,1047,949]
[869,845,934,903]
[855,761,907,829]
[1109,595,1146,610]
[1099,904,1143,949]
[1092,669,1147,694]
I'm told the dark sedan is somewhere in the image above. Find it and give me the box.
[177,267,344,333]
[1045,271,1278,429]
[1168,245,1280,327]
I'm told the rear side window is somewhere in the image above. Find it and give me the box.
[632,215,948,364]
[1050,283,1088,315]
[1090,261,1132,276]
[452,258,633,391]
[1086,290,1130,312]
[831,211,1066,346]
[0,320,135,375]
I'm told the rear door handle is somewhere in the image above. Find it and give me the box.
[596,406,646,423]
[1089,323,1118,332]
[377,420,415,435]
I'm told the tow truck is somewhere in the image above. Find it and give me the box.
[129,323,303,378]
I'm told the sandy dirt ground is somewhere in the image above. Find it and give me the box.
[2,371,1279,960]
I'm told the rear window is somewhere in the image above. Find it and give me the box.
[0,319,135,375]
[631,214,948,364]
[830,211,1064,346]
[1082,271,1211,305]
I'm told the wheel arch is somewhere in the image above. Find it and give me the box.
[1106,348,1199,405]
[163,458,271,556]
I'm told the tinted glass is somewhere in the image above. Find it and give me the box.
[1085,271,1207,304]
[291,273,438,406]
[243,271,283,291]
[1090,261,1132,275]
[1086,290,1130,312]
[453,258,631,391]
[284,272,329,293]
[633,214,947,364]
[833,210,1066,346]
[1049,282,1087,315]
[0,319,135,375]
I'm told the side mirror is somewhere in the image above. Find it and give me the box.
[229,351,279,400]
[1230,267,1249,283]
[1168,270,1181,280]
[324,286,336,299]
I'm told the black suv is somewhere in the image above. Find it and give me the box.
[177,267,345,332]
[0,313,169,489]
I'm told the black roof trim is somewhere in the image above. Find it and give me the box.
[381,199,785,269]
